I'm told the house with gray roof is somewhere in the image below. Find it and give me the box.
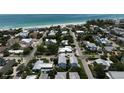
[69,72,80,79]
[58,53,66,68]
[55,72,66,79]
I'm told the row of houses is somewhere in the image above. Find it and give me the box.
[58,53,79,68]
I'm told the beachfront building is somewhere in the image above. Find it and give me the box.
[32,60,53,72]
[19,29,29,38]
[58,46,72,53]
[69,54,79,67]
[69,72,80,79]
[55,72,66,79]
[58,53,66,68]
[85,41,97,51]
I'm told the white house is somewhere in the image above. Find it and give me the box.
[62,31,68,35]
[26,75,37,79]
[32,60,53,71]
[45,39,57,45]
[20,38,33,48]
[58,53,66,68]
[48,30,56,37]
[58,46,72,53]
[8,50,24,54]
[55,72,66,79]
[76,30,84,34]
[61,40,68,46]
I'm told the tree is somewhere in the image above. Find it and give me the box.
[3,50,9,57]
[23,47,32,55]
[11,43,20,50]
[37,44,46,54]
[109,63,124,71]
[94,64,106,79]
[47,44,58,54]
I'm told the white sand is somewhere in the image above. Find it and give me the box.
[0,21,86,30]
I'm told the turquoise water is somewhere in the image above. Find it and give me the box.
[0,14,124,29]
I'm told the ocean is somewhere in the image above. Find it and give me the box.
[0,14,124,29]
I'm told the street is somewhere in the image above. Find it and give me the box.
[70,30,94,79]
[24,30,48,66]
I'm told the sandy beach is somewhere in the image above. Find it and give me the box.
[0,21,86,30]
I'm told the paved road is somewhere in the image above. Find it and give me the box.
[24,30,48,65]
[70,31,94,79]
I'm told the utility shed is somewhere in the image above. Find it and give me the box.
[69,72,80,79]
[55,72,66,79]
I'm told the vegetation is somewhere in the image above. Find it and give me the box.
[11,43,21,50]
[78,59,88,79]
[109,63,124,71]
[23,47,33,55]
[93,63,106,79]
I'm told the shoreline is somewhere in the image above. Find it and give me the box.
[0,21,86,30]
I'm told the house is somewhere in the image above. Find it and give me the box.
[19,29,29,38]
[61,40,68,46]
[48,30,56,37]
[26,75,37,79]
[0,59,16,74]
[32,60,53,72]
[69,54,79,67]
[69,72,80,79]
[8,50,24,54]
[58,53,66,68]
[108,71,124,79]
[104,46,116,52]
[95,36,112,46]
[0,58,6,66]
[55,72,66,79]
[20,38,33,48]
[94,59,113,70]
[62,31,68,35]
[76,30,84,34]
[111,27,124,37]
[39,73,49,79]
[85,41,97,51]
[117,37,124,46]
[58,46,72,53]
[45,39,57,45]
